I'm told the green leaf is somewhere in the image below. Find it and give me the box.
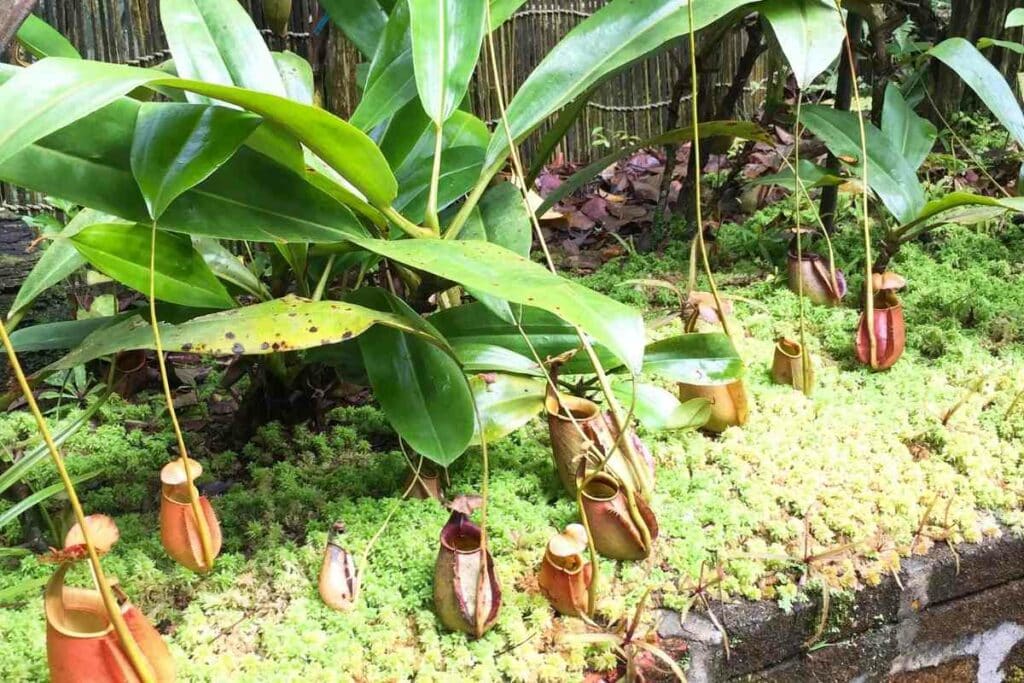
[429,302,620,372]
[486,0,757,168]
[393,146,485,222]
[930,38,1024,147]
[349,287,474,465]
[8,209,125,321]
[749,159,844,190]
[408,0,487,125]
[350,2,416,131]
[382,105,488,177]
[8,315,134,353]
[977,37,1024,55]
[1007,8,1024,29]
[469,372,546,445]
[460,181,533,322]
[897,192,1024,237]
[160,0,287,99]
[131,102,262,219]
[379,100,433,171]
[320,0,388,57]
[0,58,397,209]
[452,342,543,376]
[760,0,844,88]
[441,111,489,150]
[0,70,367,243]
[192,237,269,299]
[39,295,425,374]
[489,0,528,29]
[16,14,81,59]
[880,83,937,173]
[352,239,645,373]
[611,381,711,431]
[626,333,744,385]
[161,77,398,207]
[70,224,235,309]
[0,59,157,168]
[273,51,316,105]
[538,120,769,215]
[0,470,102,531]
[461,181,532,257]
[801,104,926,224]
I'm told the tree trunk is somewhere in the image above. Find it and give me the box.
[934,0,1020,117]
[0,0,37,53]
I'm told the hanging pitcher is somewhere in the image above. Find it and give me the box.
[545,386,654,496]
[433,501,501,637]
[47,516,174,683]
[771,338,814,393]
[402,460,445,502]
[319,522,359,611]
[580,473,658,561]
[788,251,846,306]
[538,523,592,616]
[855,272,907,371]
[159,459,222,573]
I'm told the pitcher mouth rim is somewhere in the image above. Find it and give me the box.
[544,549,588,575]
[545,391,600,423]
[775,338,803,359]
[439,522,484,555]
[580,473,622,503]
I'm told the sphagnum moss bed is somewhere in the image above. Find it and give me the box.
[2,223,1023,682]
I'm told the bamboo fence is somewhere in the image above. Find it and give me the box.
[2,0,766,212]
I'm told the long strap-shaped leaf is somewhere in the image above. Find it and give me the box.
[35,297,439,375]
[0,58,397,208]
[484,0,757,168]
[801,104,925,224]
[408,0,487,125]
[161,0,287,99]
[930,37,1024,148]
[760,0,844,89]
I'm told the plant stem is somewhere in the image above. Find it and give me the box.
[0,0,36,53]
[0,321,156,683]
[149,222,216,571]
[794,96,812,396]
[312,255,336,302]
[443,162,502,240]
[834,0,876,367]
[481,3,646,494]
[381,206,436,239]
[425,123,444,234]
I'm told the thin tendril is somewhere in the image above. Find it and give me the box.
[794,95,811,395]
[482,1,646,496]
[149,221,215,570]
[0,320,156,682]
[686,0,732,341]
[833,1,875,366]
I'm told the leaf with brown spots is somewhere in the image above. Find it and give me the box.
[37,296,424,375]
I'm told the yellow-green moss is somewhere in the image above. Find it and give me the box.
[1,221,1022,680]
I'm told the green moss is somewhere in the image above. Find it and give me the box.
[1,218,1023,679]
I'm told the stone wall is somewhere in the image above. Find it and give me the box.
[657,529,1024,681]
